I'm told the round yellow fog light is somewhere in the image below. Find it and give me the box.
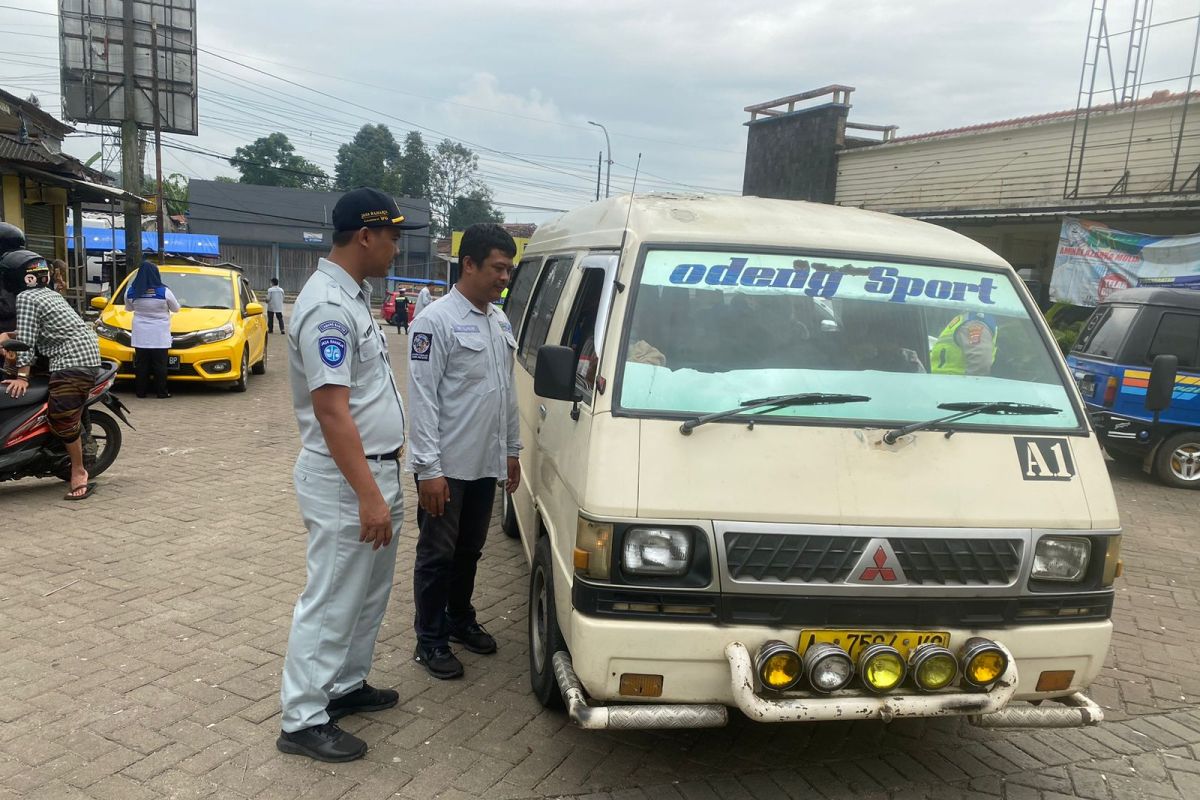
[858,644,906,693]
[909,644,958,691]
[959,638,1009,688]
[755,640,802,691]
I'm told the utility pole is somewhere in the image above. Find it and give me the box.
[595,151,602,201]
[151,20,165,260]
[119,1,142,286]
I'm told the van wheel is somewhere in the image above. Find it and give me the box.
[1153,432,1200,489]
[529,535,566,709]
[501,489,519,539]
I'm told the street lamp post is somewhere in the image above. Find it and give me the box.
[588,120,612,198]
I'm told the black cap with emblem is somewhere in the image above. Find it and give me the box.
[332,187,427,232]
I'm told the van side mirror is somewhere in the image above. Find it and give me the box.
[534,345,578,402]
[1146,354,1178,413]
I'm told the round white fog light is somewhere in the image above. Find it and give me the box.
[802,643,854,693]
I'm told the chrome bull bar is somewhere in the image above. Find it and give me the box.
[551,643,1103,730]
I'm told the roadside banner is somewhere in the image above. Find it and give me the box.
[1050,217,1200,306]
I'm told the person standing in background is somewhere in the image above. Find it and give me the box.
[267,278,286,334]
[50,259,68,294]
[125,261,180,399]
[414,284,432,319]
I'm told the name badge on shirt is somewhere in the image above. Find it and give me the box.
[452,324,480,333]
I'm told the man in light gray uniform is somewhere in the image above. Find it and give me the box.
[407,223,521,680]
[277,188,423,763]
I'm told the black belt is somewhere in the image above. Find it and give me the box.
[366,447,403,462]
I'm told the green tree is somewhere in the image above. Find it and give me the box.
[230,132,329,189]
[396,131,432,199]
[429,139,501,236]
[140,172,190,216]
[334,124,402,193]
[448,187,504,232]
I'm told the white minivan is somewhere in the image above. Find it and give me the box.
[502,194,1120,730]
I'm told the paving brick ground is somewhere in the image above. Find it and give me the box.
[2,316,1199,799]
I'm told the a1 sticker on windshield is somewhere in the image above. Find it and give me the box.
[1014,437,1076,481]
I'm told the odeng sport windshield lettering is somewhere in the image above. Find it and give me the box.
[617,250,1081,432]
[116,272,234,309]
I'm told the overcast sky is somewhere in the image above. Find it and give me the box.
[2,0,1198,225]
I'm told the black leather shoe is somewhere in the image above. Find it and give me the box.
[326,682,399,721]
[449,622,497,655]
[413,644,464,679]
[276,722,367,762]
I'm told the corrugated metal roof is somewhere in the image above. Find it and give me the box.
[887,90,1200,145]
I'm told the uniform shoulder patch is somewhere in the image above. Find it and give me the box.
[318,336,347,367]
[317,319,351,336]
[411,332,432,361]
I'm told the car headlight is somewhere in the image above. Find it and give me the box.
[1032,536,1091,582]
[196,322,235,344]
[94,320,124,341]
[622,528,691,576]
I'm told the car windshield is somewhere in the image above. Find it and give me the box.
[616,249,1081,430]
[115,271,235,309]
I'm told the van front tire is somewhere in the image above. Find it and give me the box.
[528,535,566,709]
[1154,431,1200,489]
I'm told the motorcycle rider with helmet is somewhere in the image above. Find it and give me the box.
[1,244,103,500]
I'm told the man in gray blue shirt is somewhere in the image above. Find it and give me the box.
[407,223,521,680]
[277,188,423,763]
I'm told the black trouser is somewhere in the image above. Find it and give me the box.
[393,314,407,333]
[412,476,495,648]
[134,348,169,397]
[268,311,285,333]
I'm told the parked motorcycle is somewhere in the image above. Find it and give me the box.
[0,341,132,485]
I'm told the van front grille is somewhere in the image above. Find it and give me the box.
[724,533,869,583]
[723,532,1023,586]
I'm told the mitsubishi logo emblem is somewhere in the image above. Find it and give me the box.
[860,547,897,581]
[847,539,907,585]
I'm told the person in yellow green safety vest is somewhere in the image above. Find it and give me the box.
[930,311,998,376]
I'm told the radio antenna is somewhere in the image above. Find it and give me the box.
[613,153,642,293]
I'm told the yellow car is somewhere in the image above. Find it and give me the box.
[91,263,268,392]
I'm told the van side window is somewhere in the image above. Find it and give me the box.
[503,258,540,341]
[518,257,573,373]
[1148,312,1200,368]
[560,268,606,403]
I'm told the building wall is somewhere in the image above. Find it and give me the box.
[834,99,1200,213]
[743,104,849,202]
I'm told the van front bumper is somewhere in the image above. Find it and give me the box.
[552,642,1103,730]
[558,613,1111,730]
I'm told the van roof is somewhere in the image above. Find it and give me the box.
[1103,287,1200,310]
[525,193,1011,268]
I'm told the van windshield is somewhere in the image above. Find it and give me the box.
[616,249,1081,430]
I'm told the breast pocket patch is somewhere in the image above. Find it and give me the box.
[319,336,346,367]
[411,332,432,361]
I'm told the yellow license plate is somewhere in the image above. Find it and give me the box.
[798,629,951,661]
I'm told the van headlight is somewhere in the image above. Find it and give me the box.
[196,322,235,344]
[622,528,691,576]
[1032,536,1091,582]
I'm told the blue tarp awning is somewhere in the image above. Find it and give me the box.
[66,226,220,257]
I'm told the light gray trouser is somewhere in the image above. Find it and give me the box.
[279,449,403,732]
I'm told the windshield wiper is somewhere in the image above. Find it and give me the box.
[680,393,871,435]
[882,401,1061,444]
